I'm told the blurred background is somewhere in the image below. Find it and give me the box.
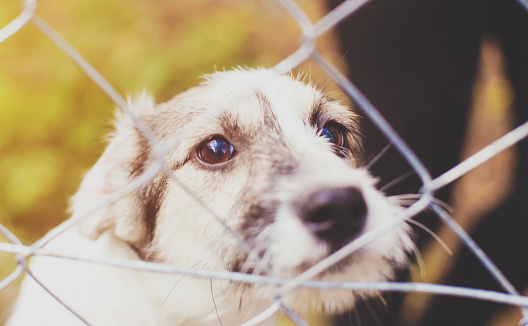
[0,0,522,325]
[0,0,343,323]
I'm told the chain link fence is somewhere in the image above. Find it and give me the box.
[1,0,528,325]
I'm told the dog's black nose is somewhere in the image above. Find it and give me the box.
[302,186,367,250]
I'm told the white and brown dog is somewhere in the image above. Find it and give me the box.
[7,68,413,325]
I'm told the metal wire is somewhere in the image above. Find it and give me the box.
[1,0,528,325]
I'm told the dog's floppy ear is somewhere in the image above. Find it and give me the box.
[71,92,156,243]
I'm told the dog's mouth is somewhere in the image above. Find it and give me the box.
[233,246,366,281]
[293,248,366,278]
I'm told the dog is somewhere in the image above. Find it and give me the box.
[6,68,414,325]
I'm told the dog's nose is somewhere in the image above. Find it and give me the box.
[302,186,367,250]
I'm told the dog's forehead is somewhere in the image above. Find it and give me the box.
[161,69,358,164]
[202,69,338,126]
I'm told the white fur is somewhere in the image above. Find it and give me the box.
[7,68,413,326]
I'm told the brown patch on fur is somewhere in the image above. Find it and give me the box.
[140,175,168,244]
[129,128,168,247]
[130,129,151,178]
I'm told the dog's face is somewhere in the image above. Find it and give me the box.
[72,68,413,315]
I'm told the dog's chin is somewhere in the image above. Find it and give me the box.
[279,251,361,279]
[266,250,398,315]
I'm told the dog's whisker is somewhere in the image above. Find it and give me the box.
[210,279,225,326]
[361,142,393,170]
[379,170,416,192]
[408,241,426,279]
[406,219,453,256]
[377,292,388,308]
[161,274,187,307]
[388,194,419,208]
[350,308,361,326]
[242,302,254,322]
[392,194,453,213]
[390,193,421,204]
[363,298,385,326]
[161,260,203,306]
[318,49,349,92]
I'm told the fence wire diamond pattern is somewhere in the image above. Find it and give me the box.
[1,0,528,325]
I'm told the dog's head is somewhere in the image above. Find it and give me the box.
[71,68,413,314]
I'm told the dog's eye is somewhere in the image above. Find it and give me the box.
[198,137,234,164]
[320,124,344,147]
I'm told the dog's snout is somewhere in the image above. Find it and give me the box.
[302,187,367,249]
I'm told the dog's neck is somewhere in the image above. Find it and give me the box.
[108,232,276,325]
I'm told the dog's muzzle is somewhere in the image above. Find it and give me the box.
[301,186,367,252]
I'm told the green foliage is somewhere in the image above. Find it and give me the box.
[0,0,306,243]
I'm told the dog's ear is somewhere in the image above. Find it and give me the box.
[71,92,156,243]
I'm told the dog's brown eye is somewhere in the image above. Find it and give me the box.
[198,137,234,164]
[320,124,344,147]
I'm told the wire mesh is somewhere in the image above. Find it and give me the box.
[1,0,528,325]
